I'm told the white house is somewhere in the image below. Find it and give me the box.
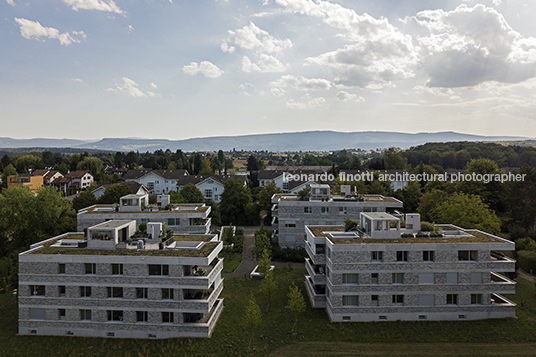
[177,175,247,204]
[92,182,150,200]
[124,170,189,194]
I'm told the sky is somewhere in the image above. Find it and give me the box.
[2,0,536,140]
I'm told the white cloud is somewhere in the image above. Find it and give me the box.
[416,4,536,87]
[127,25,134,32]
[239,83,264,96]
[71,78,84,83]
[271,75,331,91]
[15,18,86,46]
[223,22,292,54]
[270,87,286,97]
[182,61,223,78]
[6,0,15,6]
[285,94,326,109]
[62,0,123,14]
[106,77,157,98]
[277,0,418,88]
[336,91,364,102]
[241,54,289,73]
[149,82,158,89]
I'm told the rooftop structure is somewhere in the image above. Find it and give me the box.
[271,185,403,248]
[77,193,211,235]
[18,220,224,339]
[304,212,516,322]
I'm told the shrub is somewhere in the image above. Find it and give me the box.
[517,250,536,273]
[420,221,438,232]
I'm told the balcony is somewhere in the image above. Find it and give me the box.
[490,272,516,294]
[271,204,278,217]
[181,280,224,313]
[182,298,224,337]
[305,276,326,308]
[305,258,326,285]
[304,241,326,265]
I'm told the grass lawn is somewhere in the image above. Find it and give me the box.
[220,250,243,273]
[2,269,536,357]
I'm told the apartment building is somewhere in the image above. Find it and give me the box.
[271,184,403,248]
[77,193,211,235]
[304,212,516,322]
[18,220,224,338]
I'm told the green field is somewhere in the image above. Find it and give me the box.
[220,250,243,273]
[2,268,536,357]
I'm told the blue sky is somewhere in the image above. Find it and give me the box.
[2,0,536,140]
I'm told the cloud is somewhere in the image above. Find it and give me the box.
[276,0,418,88]
[149,82,157,89]
[286,95,326,110]
[15,18,86,46]
[416,4,536,87]
[241,54,289,73]
[6,0,15,6]
[336,91,364,102]
[239,83,264,96]
[62,0,123,14]
[271,75,331,91]
[223,22,292,54]
[106,77,156,97]
[127,25,134,32]
[182,61,223,78]
[71,78,84,83]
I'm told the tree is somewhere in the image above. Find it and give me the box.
[169,190,186,204]
[384,148,407,170]
[217,150,225,164]
[72,186,97,212]
[287,283,306,334]
[180,183,205,203]
[430,192,501,234]
[257,248,272,276]
[41,151,55,167]
[401,180,422,213]
[77,156,104,178]
[506,165,536,232]
[1,164,16,188]
[257,182,282,224]
[253,227,272,261]
[459,158,504,212]
[97,184,132,204]
[247,155,264,171]
[224,158,234,175]
[296,187,311,200]
[220,178,252,225]
[242,296,262,350]
[260,268,277,312]
[417,189,447,222]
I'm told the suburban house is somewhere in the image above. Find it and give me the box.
[18,220,224,338]
[32,169,64,186]
[304,212,516,322]
[92,182,150,200]
[7,174,44,192]
[124,170,189,195]
[177,175,248,204]
[271,184,403,248]
[53,171,94,191]
[338,170,410,191]
[77,193,211,235]
[258,169,332,192]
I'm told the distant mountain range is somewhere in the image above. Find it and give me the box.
[0,131,530,152]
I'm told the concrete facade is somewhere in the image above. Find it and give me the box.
[304,213,516,322]
[271,189,403,248]
[18,223,224,339]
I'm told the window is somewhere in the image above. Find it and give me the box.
[136,287,148,299]
[458,250,478,261]
[112,264,123,275]
[30,285,45,296]
[339,207,347,215]
[392,273,404,284]
[147,182,154,191]
[204,189,213,199]
[80,310,91,321]
[162,312,174,323]
[446,272,458,284]
[371,295,379,306]
[392,295,404,306]
[85,263,96,274]
[214,194,219,201]
[419,294,435,306]
[59,286,66,297]
[282,182,289,191]
[285,222,296,228]
[80,286,91,297]
[471,294,483,305]
[58,263,66,274]
[149,264,169,276]
[342,295,359,306]
[342,273,358,284]
[107,310,123,322]
[58,309,66,321]
[321,206,329,214]
[471,272,483,284]
[446,294,458,305]
[162,288,174,300]
[419,273,434,284]
[396,251,408,262]
[423,250,435,262]
[136,311,148,323]
[107,287,123,298]
[371,251,383,262]
[167,218,180,226]
[141,218,149,224]
[371,273,379,284]
[304,207,312,214]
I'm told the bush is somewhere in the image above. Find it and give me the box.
[517,250,536,273]
[271,243,307,262]
[420,221,438,232]
[401,233,414,238]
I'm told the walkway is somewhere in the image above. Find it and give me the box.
[222,226,259,278]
